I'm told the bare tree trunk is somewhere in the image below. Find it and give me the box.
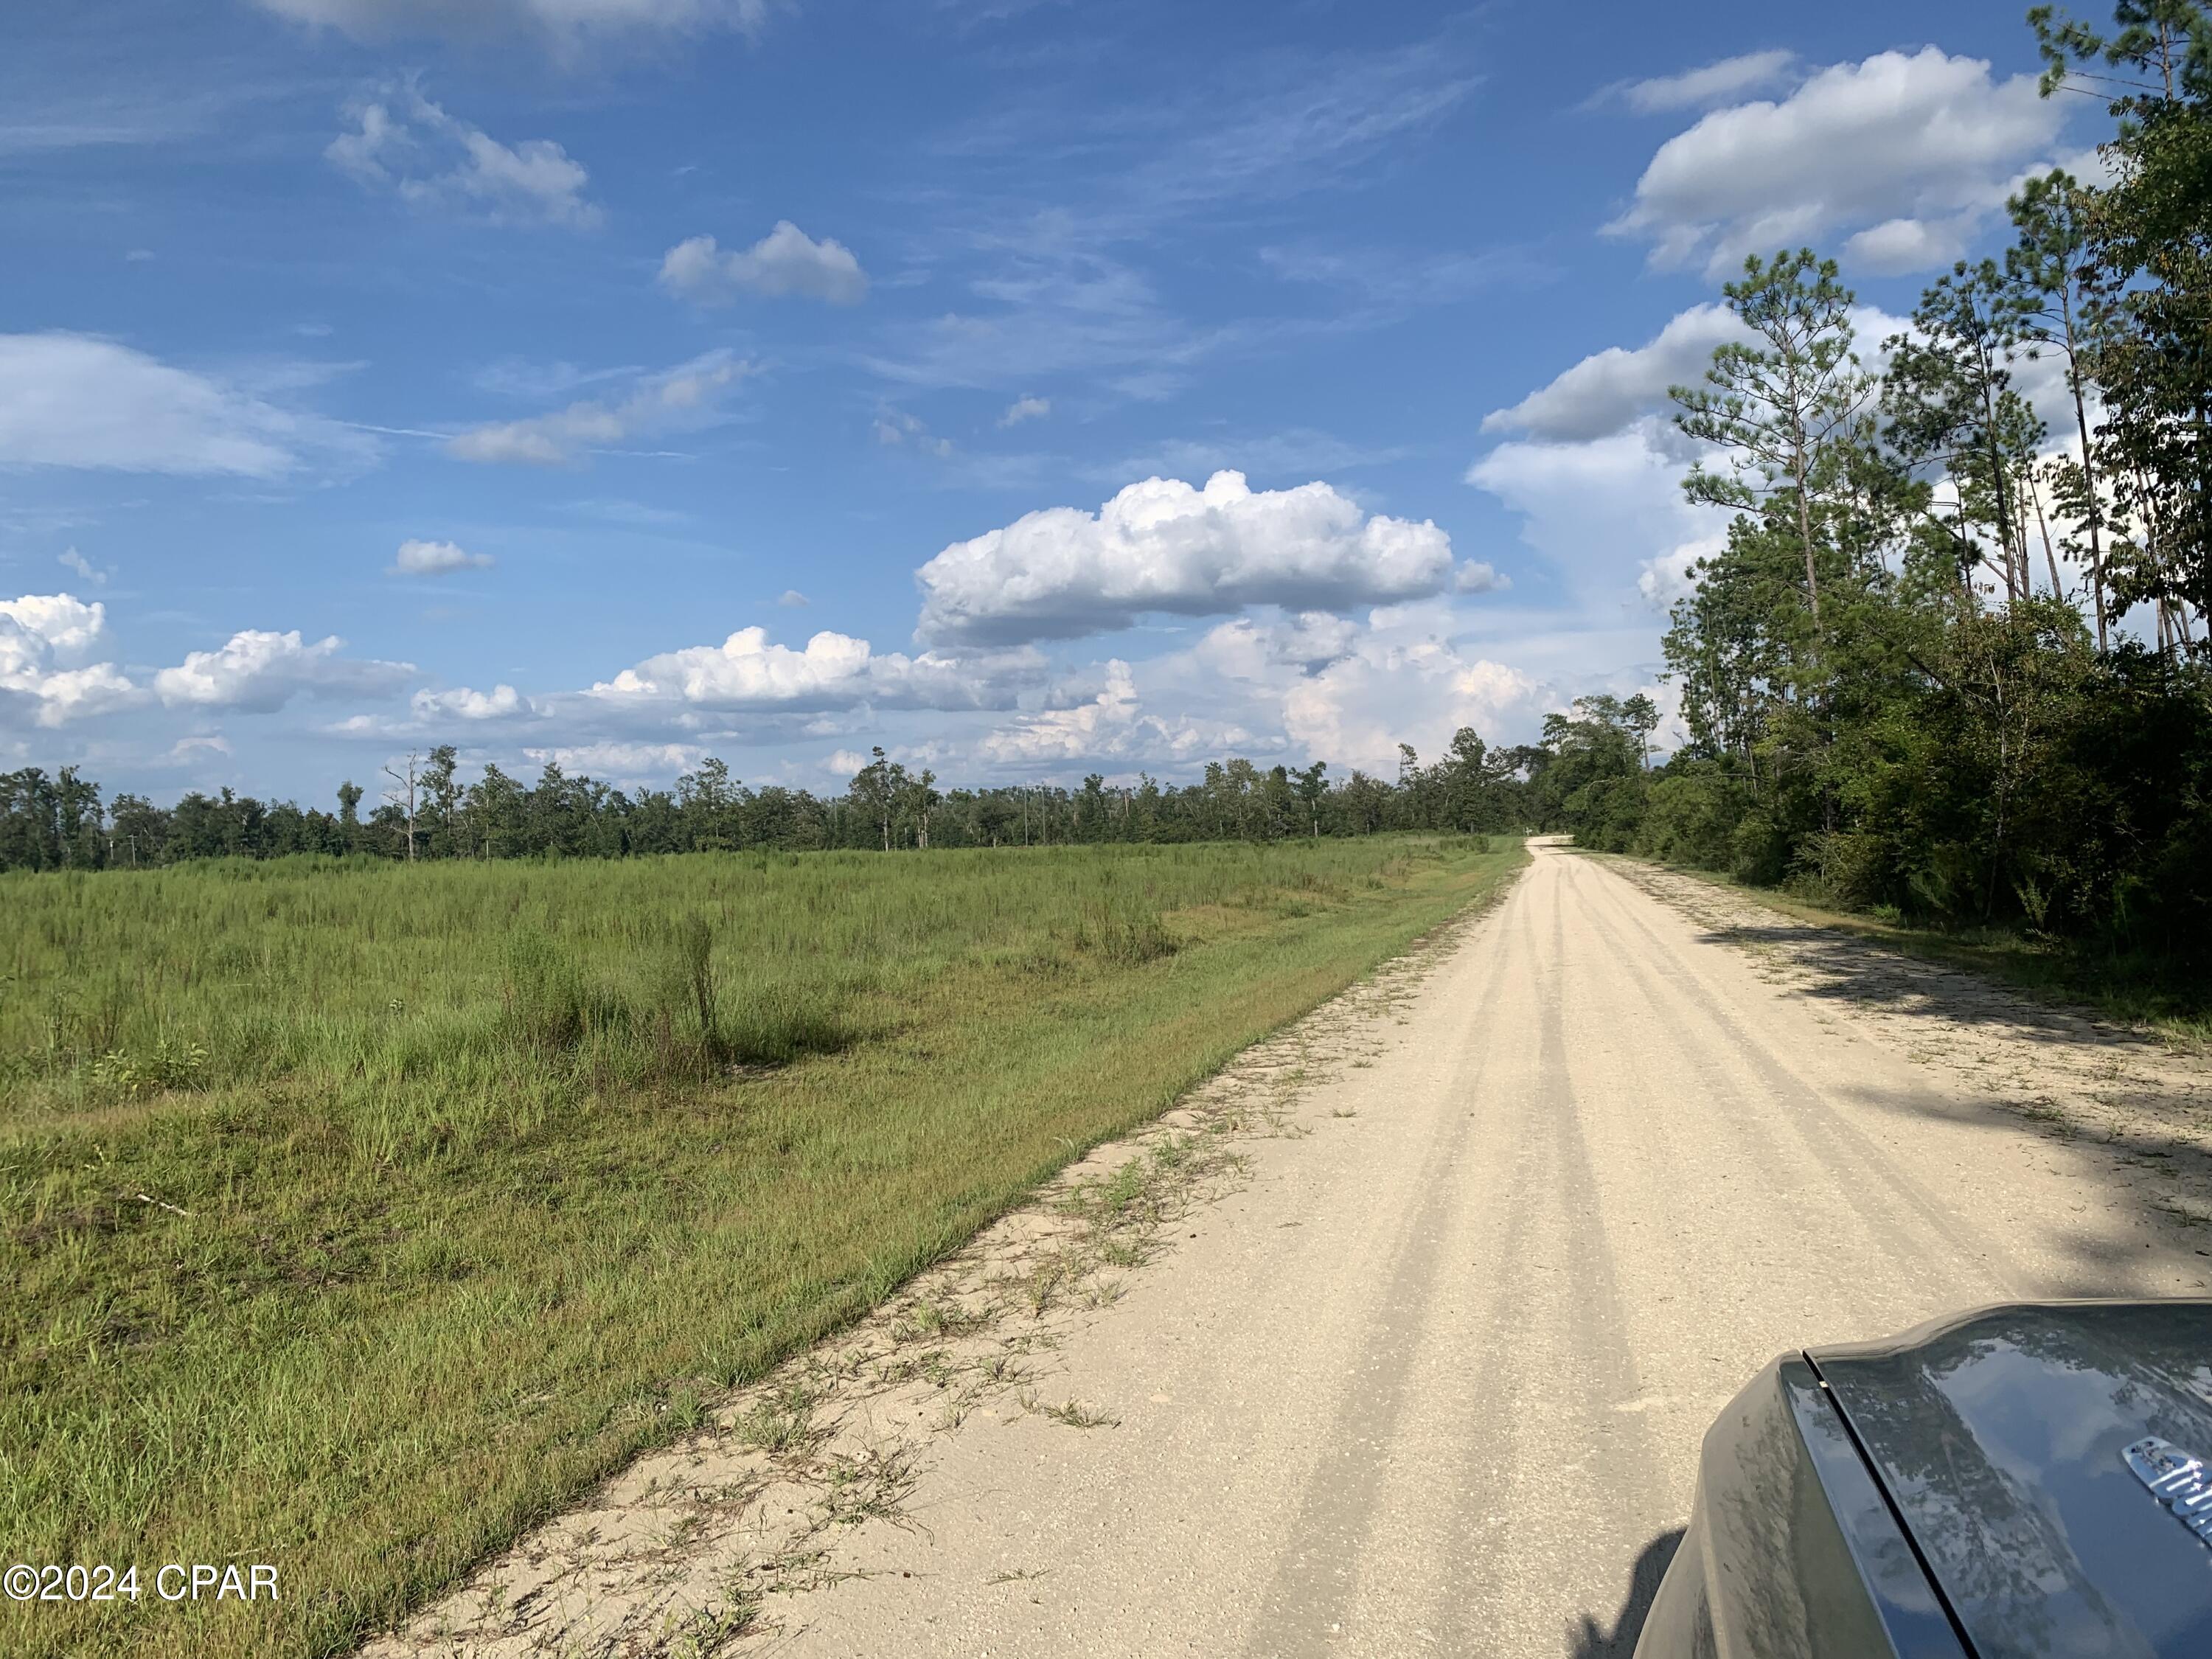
[2031,479,2065,599]
[1792,432,1820,627]
[2062,299,2110,652]
[383,752,420,861]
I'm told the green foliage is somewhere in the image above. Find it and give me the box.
[1617,0,2212,982]
[1560,0,2212,992]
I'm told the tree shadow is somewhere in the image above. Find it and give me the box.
[1688,922,2142,1046]
[1570,1528,1685,1658]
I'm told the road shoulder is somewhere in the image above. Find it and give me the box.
[1593,852,2212,1234]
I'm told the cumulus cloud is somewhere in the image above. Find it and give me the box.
[153,630,417,713]
[328,86,599,229]
[1277,625,1550,773]
[777,589,809,608]
[411,684,537,721]
[971,605,1559,776]
[1,593,105,657]
[389,538,493,577]
[0,593,143,726]
[255,0,773,48]
[978,660,1251,767]
[584,626,1043,717]
[915,470,1458,646]
[0,333,372,477]
[1468,420,1725,609]
[999,395,1051,428]
[1482,304,1750,442]
[1842,215,1975,274]
[1484,300,1910,451]
[1637,535,1722,611]
[1616,50,1798,113]
[1185,611,1363,675]
[448,351,751,465]
[659,223,868,305]
[1609,48,2065,276]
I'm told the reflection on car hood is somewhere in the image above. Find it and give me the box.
[1812,1301,2212,1659]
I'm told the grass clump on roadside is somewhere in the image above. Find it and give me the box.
[0,834,1523,1659]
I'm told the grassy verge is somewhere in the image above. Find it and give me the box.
[0,835,1523,1658]
[1615,855,2211,1049]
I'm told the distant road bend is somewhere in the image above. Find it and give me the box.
[386,839,2212,1658]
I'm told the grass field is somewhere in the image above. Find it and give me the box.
[0,835,1523,1658]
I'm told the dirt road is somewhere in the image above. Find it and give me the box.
[382,841,2212,1658]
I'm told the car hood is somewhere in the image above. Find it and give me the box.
[1812,1301,2212,1659]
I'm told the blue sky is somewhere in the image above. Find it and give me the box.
[1,0,2093,804]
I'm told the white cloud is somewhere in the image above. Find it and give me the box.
[329,86,599,229]
[255,0,773,48]
[1637,535,1722,611]
[1618,50,1798,114]
[1454,561,1507,594]
[999,395,1051,427]
[153,629,417,713]
[1484,301,1910,449]
[1482,304,1750,442]
[389,538,494,577]
[521,741,708,782]
[0,333,372,477]
[0,593,144,727]
[874,409,953,458]
[1842,215,1975,274]
[1099,429,1408,487]
[777,589,810,608]
[978,659,1251,767]
[448,351,751,465]
[916,470,1458,646]
[1609,48,2065,276]
[411,684,537,721]
[584,626,1043,716]
[58,548,109,585]
[1,593,107,657]
[1276,620,1551,774]
[971,604,1561,777]
[1468,420,1724,608]
[659,223,868,305]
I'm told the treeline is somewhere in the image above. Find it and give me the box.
[0,718,1633,870]
[1534,0,2212,964]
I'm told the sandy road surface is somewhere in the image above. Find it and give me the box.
[382,841,2212,1659]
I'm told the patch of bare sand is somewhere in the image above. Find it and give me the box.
[1599,855,2212,1232]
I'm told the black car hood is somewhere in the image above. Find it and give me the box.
[1812,1301,2212,1659]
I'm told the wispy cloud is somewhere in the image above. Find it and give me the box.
[1593,50,1798,114]
[0,333,377,479]
[328,83,599,229]
[447,352,753,466]
[866,35,1482,393]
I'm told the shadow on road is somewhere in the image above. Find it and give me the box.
[1687,922,2125,1045]
[1570,1528,1683,1658]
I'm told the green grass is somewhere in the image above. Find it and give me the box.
[1620,856,2212,1049]
[0,835,1523,1658]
